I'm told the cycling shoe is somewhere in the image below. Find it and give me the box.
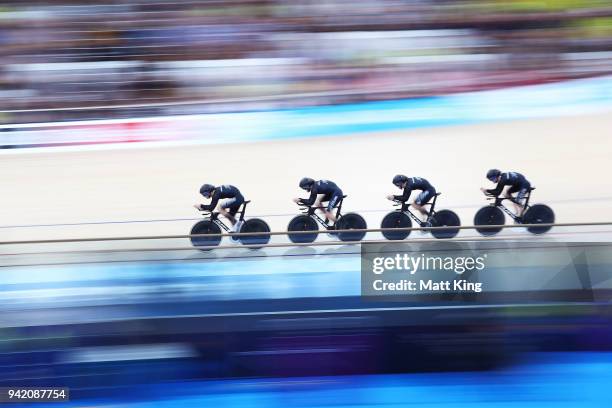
[419,221,431,234]
[326,224,338,239]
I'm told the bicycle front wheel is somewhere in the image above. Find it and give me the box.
[287,215,319,243]
[190,220,222,250]
[381,211,412,240]
[474,206,505,236]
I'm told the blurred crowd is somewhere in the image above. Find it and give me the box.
[1,0,612,123]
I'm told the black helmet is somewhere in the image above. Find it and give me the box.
[392,174,408,187]
[299,177,315,191]
[486,169,501,182]
[199,183,215,197]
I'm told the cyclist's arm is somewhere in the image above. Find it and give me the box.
[486,180,505,196]
[200,190,220,211]
[299,189,318,206]
[393,186,412,202]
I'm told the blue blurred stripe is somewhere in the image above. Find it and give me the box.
[17,352,612,407]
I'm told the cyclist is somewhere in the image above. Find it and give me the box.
[194,184,245,232]
[294,177,343,225]
[481,169,531,216]
[387,175,436,224]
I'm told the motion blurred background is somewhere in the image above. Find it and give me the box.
[1,1,612,407]
[1,0,612,123]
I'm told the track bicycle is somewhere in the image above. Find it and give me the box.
[380,193,461,240]
[190,200,271,250]
[474,187,554,236]
[287,195,367,243]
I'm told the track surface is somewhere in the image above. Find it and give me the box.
[1,114,611,407]
[1,112,611,243]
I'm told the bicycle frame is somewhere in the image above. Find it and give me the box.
[394,193,441,226]
[299,196,346,229]
[201,200,251,231]
[487,187,534,222]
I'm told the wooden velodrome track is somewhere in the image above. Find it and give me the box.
[1,111,611,245]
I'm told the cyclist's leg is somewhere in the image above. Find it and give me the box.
[312,193,327,213]
[315,193,330,222]
[325,193,341,224]
[413,190,433,219]
[220,198,239,226]
[515,188,528,217]
[507,186,523,216]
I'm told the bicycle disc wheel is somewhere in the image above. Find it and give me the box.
[240,218,271,247]
[190,220,222,250]
[287,215,319,243]
[336,213,367,242]
[523,204,555,234]
[474,206,505,236]
[381,211,412,240]
[430,210,461,239]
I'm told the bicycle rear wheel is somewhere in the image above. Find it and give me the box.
[430,210,461,239]
[288,215,319,243]
[381,211,412,240]
[474,206,505,236]
[240,218,271,247]
[190,220,222,250]
[336,213,367,242]
[523,204,555,234]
